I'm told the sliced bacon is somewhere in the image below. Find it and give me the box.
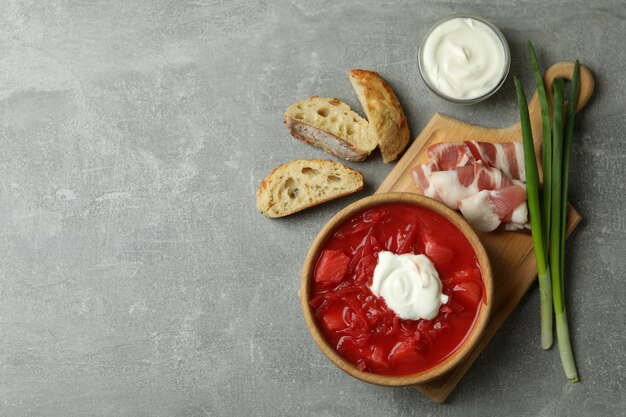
[427,142,474,170]
[466,141,525,182]
[489,185,527,222]
[426,141,525,181]
[412,141,529,233]
[410,161,440,200]
[413,160,514,210]
[458,185,528,232]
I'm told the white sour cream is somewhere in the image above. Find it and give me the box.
[369,252,448,321]
[420,17,508,100]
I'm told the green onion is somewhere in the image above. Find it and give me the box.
[550,78,579,382]
[521,42,581,381]
[514,77,552,350]
[528,41,553,252]
[561,61,580,287]
[528,41,553,349]
[549,78,565,371]
[554,61,580,382]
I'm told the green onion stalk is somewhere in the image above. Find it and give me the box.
[528,42,552,248]
[528,41,554,349]
[554,62,580,382]
[514,77,552,350]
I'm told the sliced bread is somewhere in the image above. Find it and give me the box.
[256,159,364,218]
[348,69,410,163]
[284,97,377,162]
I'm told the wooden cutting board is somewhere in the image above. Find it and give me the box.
[375,62,595,403]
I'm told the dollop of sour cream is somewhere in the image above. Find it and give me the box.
[421,17,507,100]
[369,251,448,321]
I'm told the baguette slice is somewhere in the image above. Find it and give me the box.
[256,159,364,218]
[284,97,377,161]
[348,69,410,163]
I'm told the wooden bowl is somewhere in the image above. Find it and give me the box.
[300,192,493,386]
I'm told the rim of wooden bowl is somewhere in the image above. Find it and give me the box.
[300,192,493,386]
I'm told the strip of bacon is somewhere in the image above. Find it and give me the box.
[410,161,440,200]
[413,141,529,232]
[427,142,474,170]
[427,141,525,181]
[412,160,514,210]
[458,185,528,232]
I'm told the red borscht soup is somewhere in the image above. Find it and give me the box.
[309,203,485,376]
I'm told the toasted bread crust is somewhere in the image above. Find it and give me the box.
[256,159,364,218]
[348,69,410,163]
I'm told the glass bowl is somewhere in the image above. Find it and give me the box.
[418,14,511,105]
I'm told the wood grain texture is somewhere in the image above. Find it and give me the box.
[375,62,594,403]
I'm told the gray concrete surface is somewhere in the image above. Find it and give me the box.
[1,1,625,416]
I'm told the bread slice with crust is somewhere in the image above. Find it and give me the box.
[284,97,377,162]
[348,69,410,163]
[256,159,364,218]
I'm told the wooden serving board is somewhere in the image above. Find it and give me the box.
[375,62,595,403]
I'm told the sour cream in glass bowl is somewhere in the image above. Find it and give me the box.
[418,14,510,104]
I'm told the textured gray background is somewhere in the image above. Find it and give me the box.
[1,0,625,416]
